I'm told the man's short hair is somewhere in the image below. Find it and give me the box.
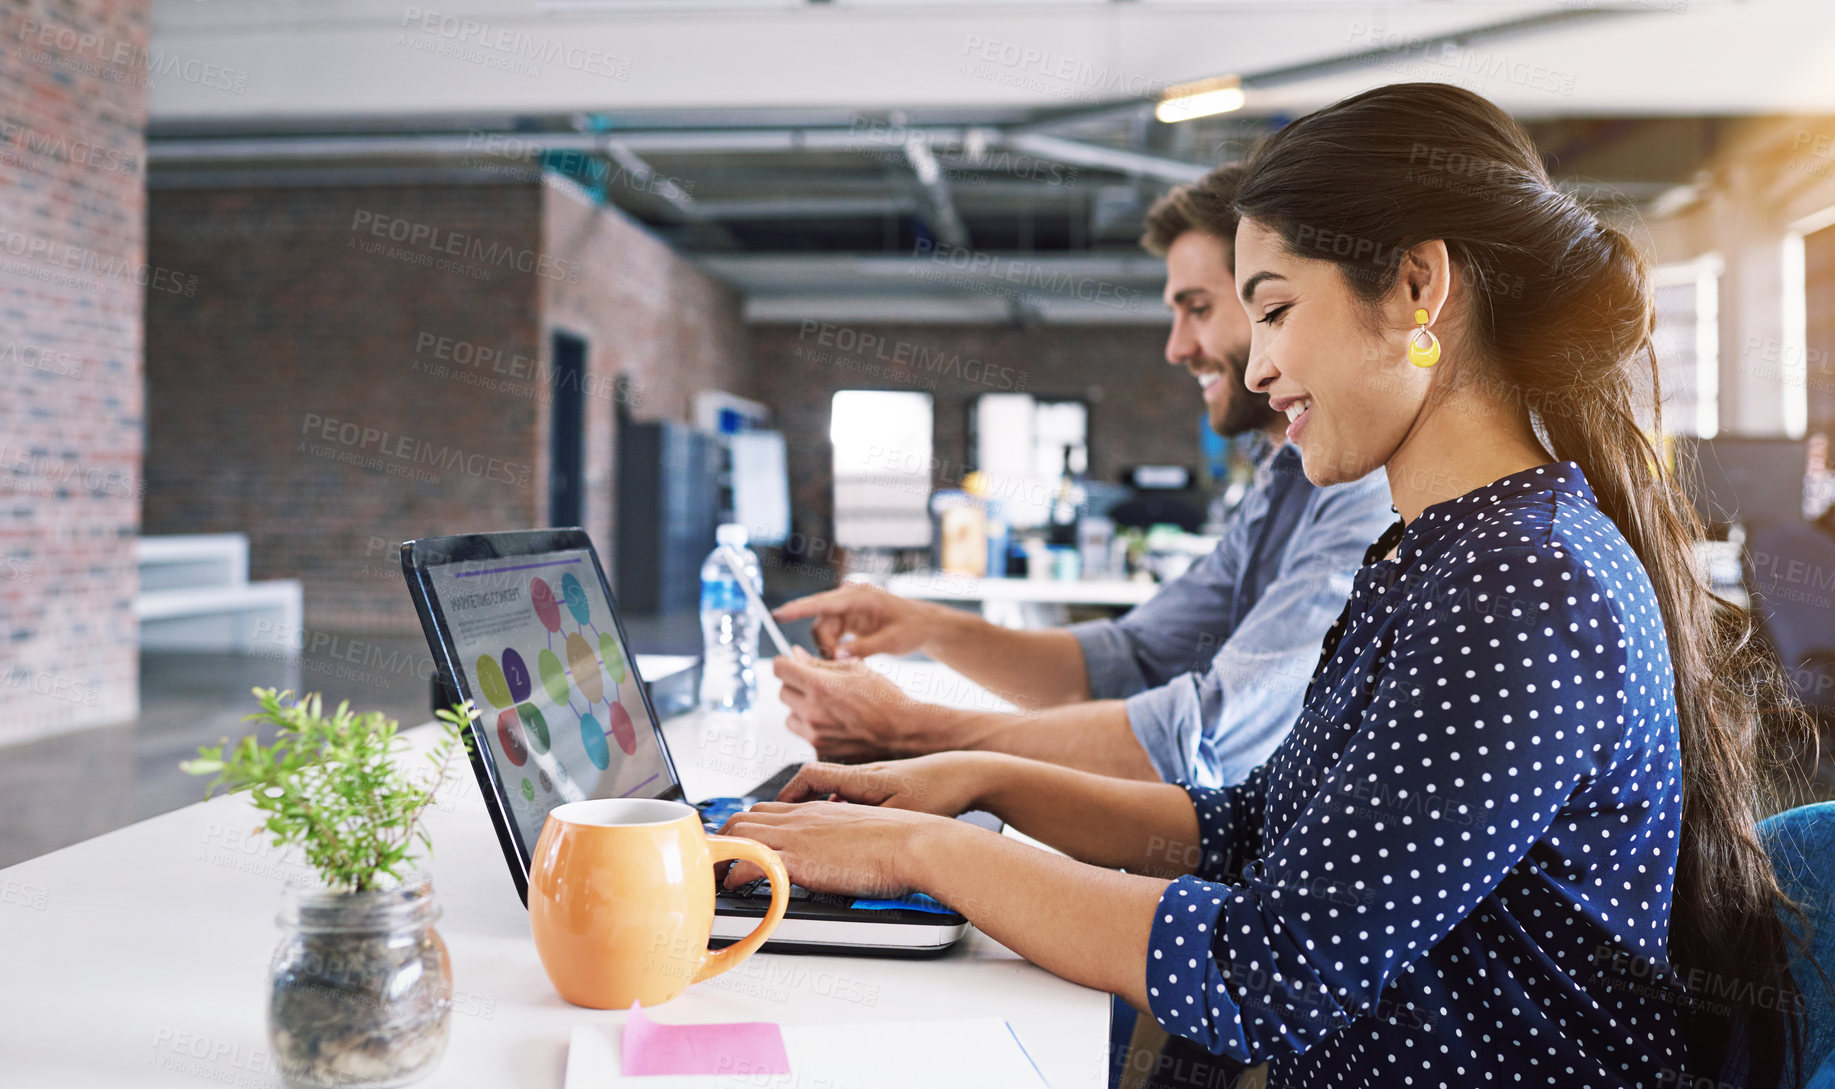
[1139,164,1247,262]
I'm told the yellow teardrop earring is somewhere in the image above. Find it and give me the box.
[1407,308,1440,368]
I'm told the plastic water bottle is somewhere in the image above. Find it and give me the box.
[699,524,762,713]
[985,500,1009,579]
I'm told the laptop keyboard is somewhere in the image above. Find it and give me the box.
[696,764,858,907]
[696,762,802,833]
[701,809,853,906]
[724,876,856,908]
[744,762,803,798]
[697,763,906,909]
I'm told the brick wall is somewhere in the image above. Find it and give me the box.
[142,173,1180,636]
[539,177,755,573]
[145,182,547,633]
[746,321,1198,544]
[0,0,150,744]
[143,176,753,636]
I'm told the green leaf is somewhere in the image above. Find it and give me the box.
[177,690,474,891]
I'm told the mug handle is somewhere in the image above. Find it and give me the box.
[695,835,790,984]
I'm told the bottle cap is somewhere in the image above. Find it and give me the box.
[715,524,749,548]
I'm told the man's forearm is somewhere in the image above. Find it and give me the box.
[906,700,1161,781]
[917,608,1092,710]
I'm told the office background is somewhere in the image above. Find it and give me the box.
[4,0,1834,866]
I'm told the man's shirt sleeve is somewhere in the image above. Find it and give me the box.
[1070,508,1249,701]
[1122,473,1396,787]
[1121,564,1352,788]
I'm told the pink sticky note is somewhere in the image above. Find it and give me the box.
[621,1002,790,1078]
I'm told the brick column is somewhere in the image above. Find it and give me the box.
[0,0,151,744]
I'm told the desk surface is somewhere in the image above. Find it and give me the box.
[0,666,1107,1088]
[881,570,1158,607]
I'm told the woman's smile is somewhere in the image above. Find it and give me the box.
[1270,393,1314,443]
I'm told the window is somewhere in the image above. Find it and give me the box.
[969,393,1089,529]
[830,390,933,548]
[1651,255,1721,438]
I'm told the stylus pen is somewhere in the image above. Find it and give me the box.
[720,545,795,658]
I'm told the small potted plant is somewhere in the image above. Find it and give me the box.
[183,688,474,1089]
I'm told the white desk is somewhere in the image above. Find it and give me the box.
[0,666,1107,1088]
[881,571,1158,608]
[879,570,1158,630]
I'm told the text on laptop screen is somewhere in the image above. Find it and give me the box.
[426,549,670,850]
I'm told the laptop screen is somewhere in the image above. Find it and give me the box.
[423,547,673,853]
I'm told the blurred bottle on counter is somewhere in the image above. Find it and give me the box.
[1047,444,1086,551]
[1078,516,1115,579]
[984,499,1009,578]
[935,488,988,577]
[699,524,762,714]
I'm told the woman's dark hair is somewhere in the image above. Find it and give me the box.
[1234,81,1816,1087]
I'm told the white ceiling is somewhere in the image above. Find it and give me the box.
[146,0,1829,327]
[147,0,1820,125]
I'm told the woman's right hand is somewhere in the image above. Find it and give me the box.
[774,752,999,818]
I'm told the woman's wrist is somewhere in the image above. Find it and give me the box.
[900,809,995,903]
[958,751,1026,819]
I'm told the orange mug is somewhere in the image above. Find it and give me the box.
[527,798,788,1009]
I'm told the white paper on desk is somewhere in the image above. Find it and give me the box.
[565,1017,1051,1088]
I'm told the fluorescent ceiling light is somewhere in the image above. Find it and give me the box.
[1156,76,1245,123]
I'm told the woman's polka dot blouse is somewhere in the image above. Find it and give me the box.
[1145,462,1694,1087]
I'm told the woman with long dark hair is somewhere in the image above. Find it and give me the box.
[721,82,1812,1087]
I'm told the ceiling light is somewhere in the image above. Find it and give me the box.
[1155,76,1245,124]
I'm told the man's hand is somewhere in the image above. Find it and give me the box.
[774,753,996,817]
[773,647,940,762]
[772,583,943,660]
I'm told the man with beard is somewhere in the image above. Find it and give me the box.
[769,165,1395,787]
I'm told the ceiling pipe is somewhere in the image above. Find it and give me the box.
[999,133,1207,184]
[1014,7,1654,136]
[147,123,1215,197]
[601,139,699,216]
[903,135,971,249]
[146,126,979,163]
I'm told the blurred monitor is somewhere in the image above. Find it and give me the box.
[729,430,790,546]
[1677,436,1808,536]
[1127,465,1193,491]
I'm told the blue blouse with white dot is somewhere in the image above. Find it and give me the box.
[1146,462,1695,1086]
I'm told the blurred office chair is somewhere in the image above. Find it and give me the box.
[1679,436,1810,537]
[1745,522,1835,725]
[1759,803,1835,1088]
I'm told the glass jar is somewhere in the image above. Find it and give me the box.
[269,873,452,1089]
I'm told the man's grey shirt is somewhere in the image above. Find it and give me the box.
[1071,441,1395,788]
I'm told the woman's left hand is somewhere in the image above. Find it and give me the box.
[716,801,957,898]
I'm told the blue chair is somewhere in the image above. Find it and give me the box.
[1760,802,1835,1087]
[1745,523,1835,724]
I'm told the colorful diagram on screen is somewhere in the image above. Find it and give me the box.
[472,571,637,778]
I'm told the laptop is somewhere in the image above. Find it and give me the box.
[400,527,979,955]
